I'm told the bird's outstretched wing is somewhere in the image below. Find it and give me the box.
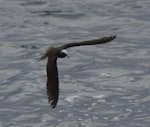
[59,35,116,49]
[46,57,59,108]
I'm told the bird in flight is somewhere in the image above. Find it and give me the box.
[40,35,116,108]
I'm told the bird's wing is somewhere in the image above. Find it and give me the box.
[46,57,59,108]
[59,35,116,49]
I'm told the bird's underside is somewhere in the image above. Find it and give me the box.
[40,35,116,108]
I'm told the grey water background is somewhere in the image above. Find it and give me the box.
[0,0,150,126]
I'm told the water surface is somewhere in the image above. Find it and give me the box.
[0,0,150,127]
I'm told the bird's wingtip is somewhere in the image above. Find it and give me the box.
[113,35,117,38]
[110,35,116,39]
[49,100,57,108]
[51,105,56,108]
[102,35,116,42]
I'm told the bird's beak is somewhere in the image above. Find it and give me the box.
[66,54,69,58]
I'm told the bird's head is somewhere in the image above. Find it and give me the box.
[58,50,69,58]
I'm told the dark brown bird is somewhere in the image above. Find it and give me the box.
[40,35,116,108]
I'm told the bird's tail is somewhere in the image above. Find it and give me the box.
[39,52,48,60]
[38,47,53,61]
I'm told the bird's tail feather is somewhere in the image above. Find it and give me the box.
[39,52,48,60]
[38,47,53,61]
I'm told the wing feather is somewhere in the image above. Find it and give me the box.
[60,35,116,49]
[46,57,59,108]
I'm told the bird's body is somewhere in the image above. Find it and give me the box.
[40,35,116,108]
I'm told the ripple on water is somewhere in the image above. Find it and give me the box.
[1,0,150,127]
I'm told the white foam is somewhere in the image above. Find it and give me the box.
[64,95,79,102]
[92,94,105,99]
[100,73,112,78]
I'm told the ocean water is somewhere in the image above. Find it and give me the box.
[0,0,150,127]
